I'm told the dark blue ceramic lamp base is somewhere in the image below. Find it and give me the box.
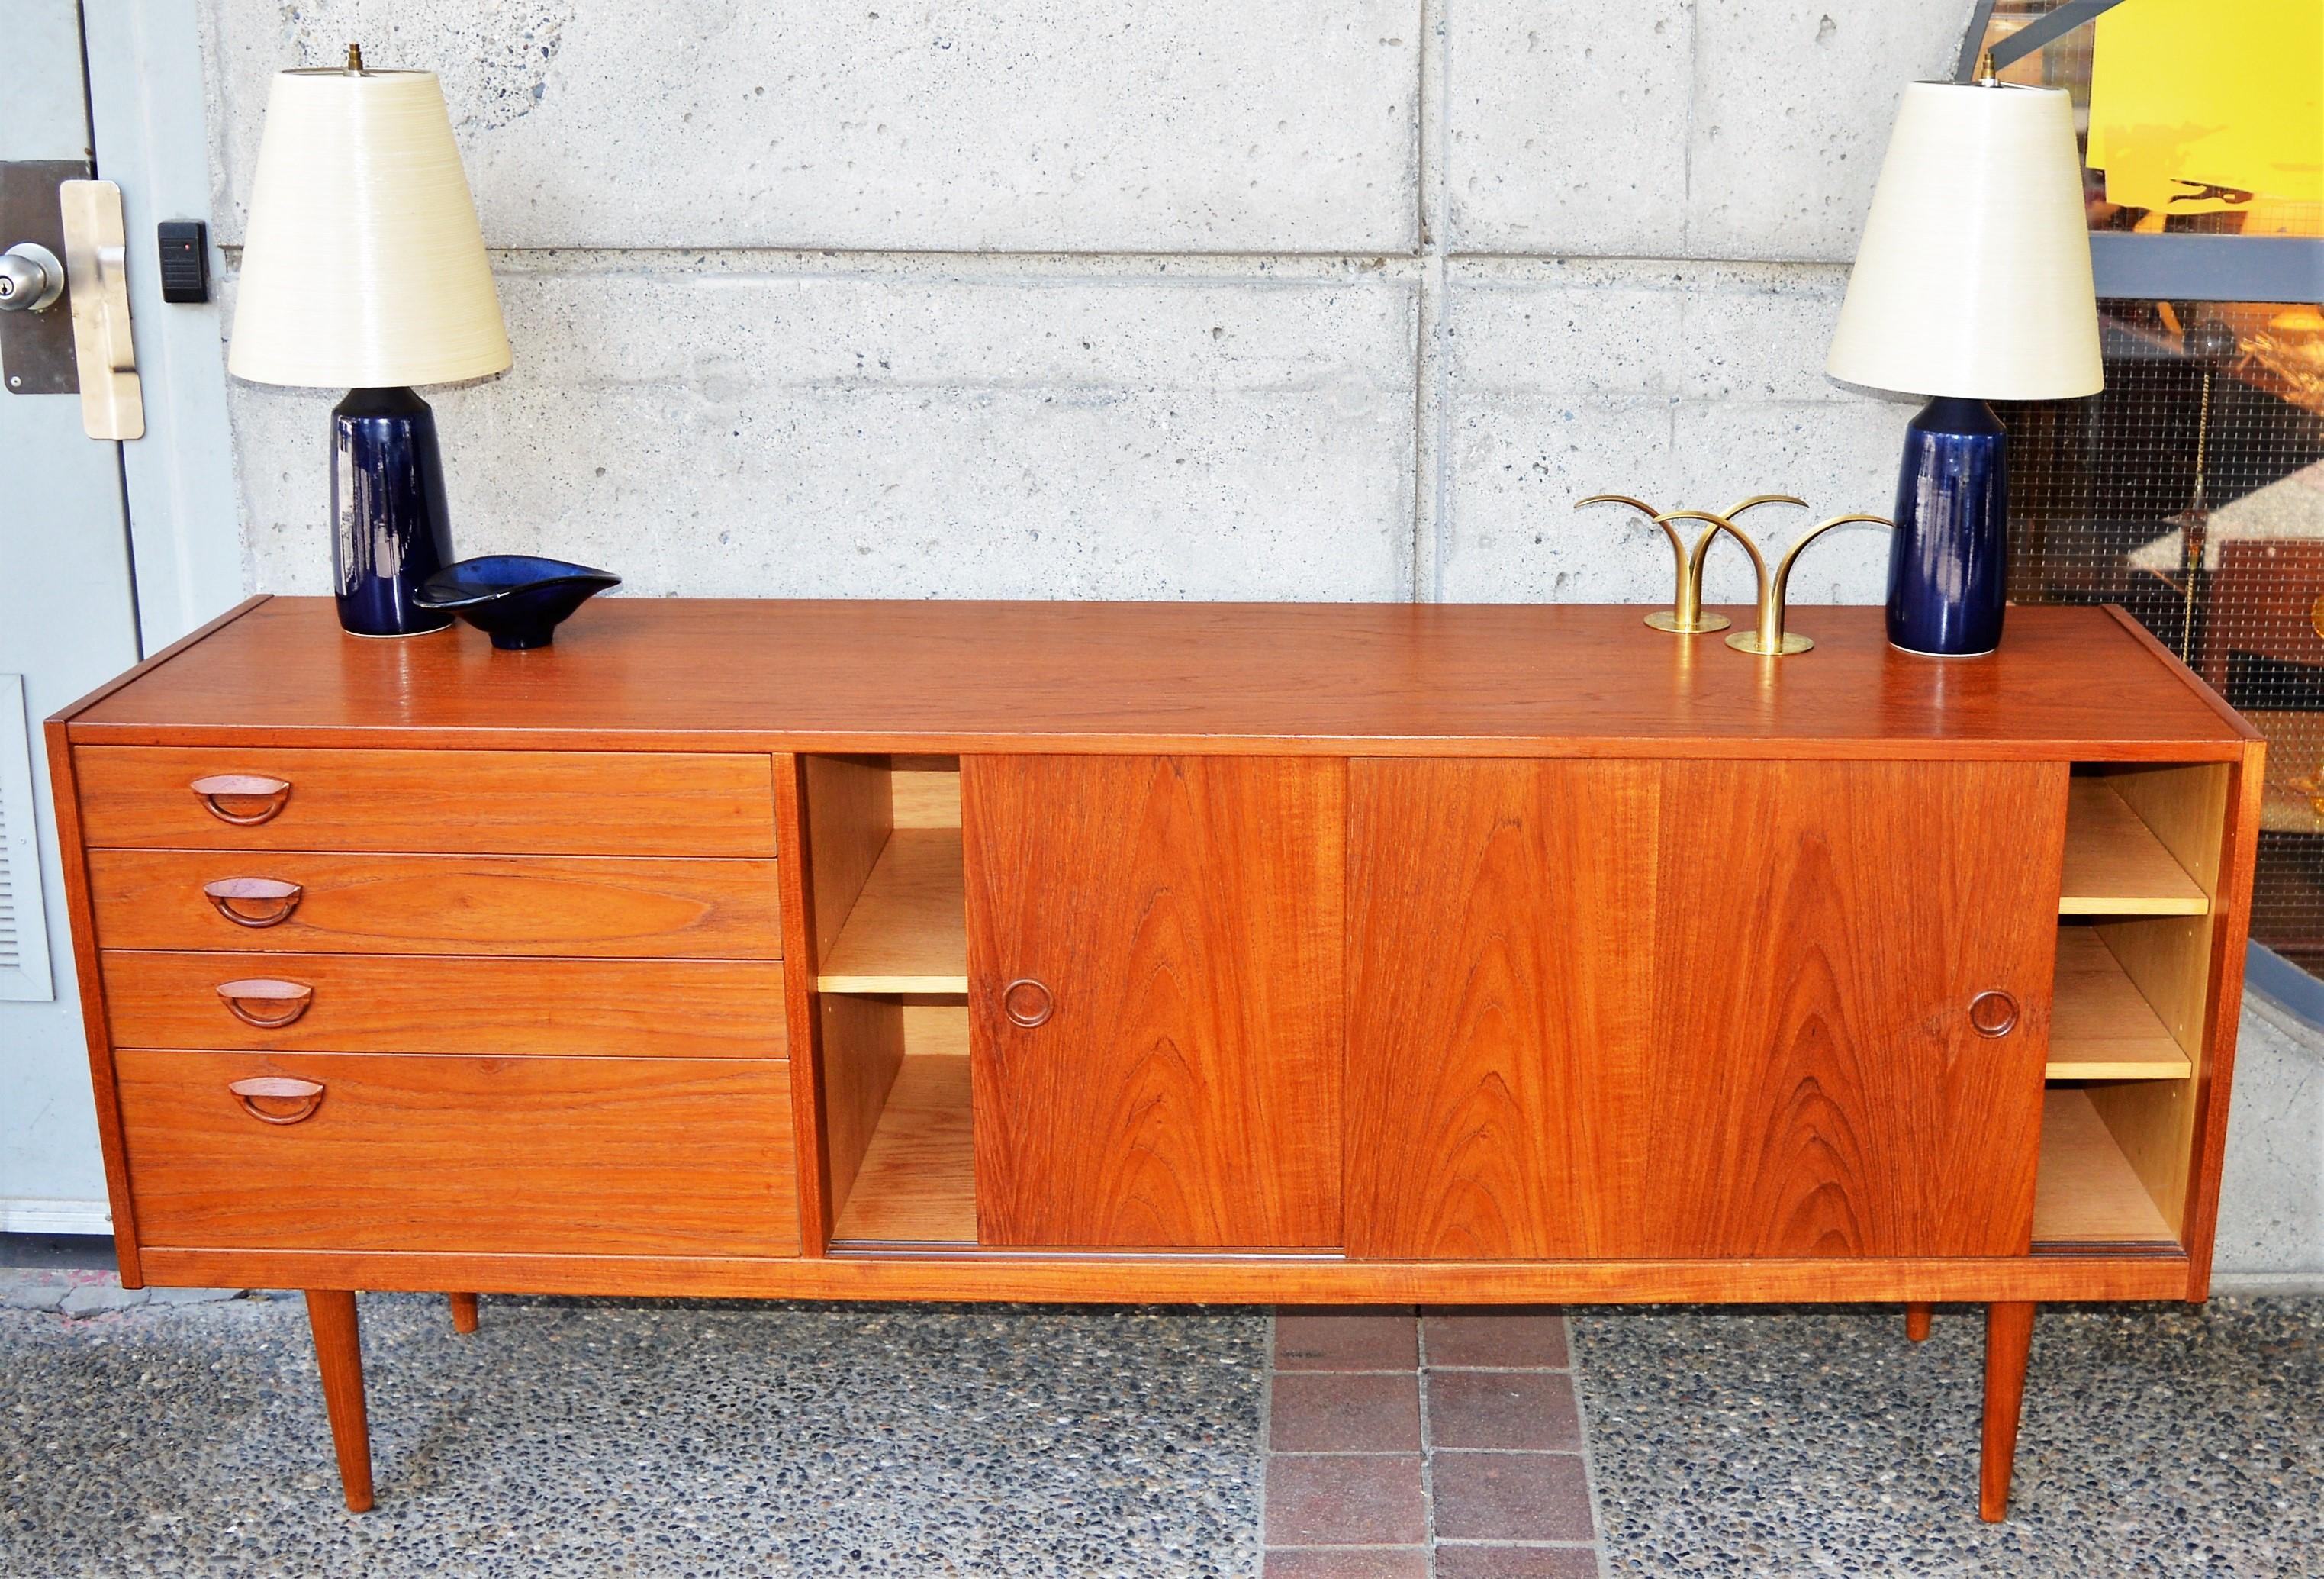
[333,387,455,638]
[1887,395,2007,657]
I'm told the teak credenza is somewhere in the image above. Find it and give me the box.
[49,595,2262,1521]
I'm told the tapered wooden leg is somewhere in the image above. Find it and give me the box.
[304,1290,375,1513]
[448,1292,480,1334]
[1979,1300,2036,1522]
[1904,1301,1933,1342]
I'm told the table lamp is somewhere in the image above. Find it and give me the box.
[1827,77,2103,656]
[228,47,510,638]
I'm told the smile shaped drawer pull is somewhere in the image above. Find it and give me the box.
[227,1076,325,1126]
[202,877,304,928]
[216,978,315,1028]
[188,774,291,826]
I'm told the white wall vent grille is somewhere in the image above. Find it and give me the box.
[0,675,56,1003]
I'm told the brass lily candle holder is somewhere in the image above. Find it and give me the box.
[1576,493,1805,634]
[1653,509,1894,656]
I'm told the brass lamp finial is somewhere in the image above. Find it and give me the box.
[346,43,365,73]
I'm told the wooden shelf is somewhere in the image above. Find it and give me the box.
[2031,1088,2175,1245]
[2047,928,2193,1081]
[816,828,967,992]
[830,1052,977,1245]
[2059,778,2208,917]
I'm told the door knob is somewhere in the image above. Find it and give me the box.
[0,243,64,312]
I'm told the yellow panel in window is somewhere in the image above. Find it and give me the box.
[2087,0,2324,221]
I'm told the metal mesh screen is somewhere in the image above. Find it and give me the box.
[2002,301,2324,968]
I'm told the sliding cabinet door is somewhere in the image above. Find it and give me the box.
[1645,759,2065,1258]
[1346,759,1659,1258]
[1345,758,2065,1261]
[962,755,1344,1249]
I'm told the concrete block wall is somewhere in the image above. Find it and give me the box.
[196,0,2323,1282]
[201,0,1966,611]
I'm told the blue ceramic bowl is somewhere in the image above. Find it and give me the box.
[415,556,621,649]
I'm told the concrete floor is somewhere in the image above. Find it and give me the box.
[2,1275,2319,1578]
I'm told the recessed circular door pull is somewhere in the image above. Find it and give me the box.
[202,876,304,928]
[227,1076,325,1125]
[1003,978,1054,1028]
[1968,990,2020,1037]
[189,774,292,825]
[216,978,315,1028]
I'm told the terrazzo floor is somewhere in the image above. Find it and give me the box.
[2,1272,2319,1577]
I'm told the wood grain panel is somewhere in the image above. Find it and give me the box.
[116,1051,799,1256]
[803,756,891,967]
[101,952,787,1057]
[771,753,832,1254]
[43,717,146,1283]
[1643,760,2068,1258]
[74,746,777,856]
[1344,759,1661,1259]
[963,755,1344,1249]
[134,1245,2194,1307]
[86,850,781,958]
[893,764,961,828]
[62,597,2252,761]
[818,993,906,1220]
[2183,742,2267,1292]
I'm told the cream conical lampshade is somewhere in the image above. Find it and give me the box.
[228,66,510,388]
[1827,82,2102,401]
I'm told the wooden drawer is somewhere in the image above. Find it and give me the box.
[102,952,787,1057]
[73,746,776,856]
[85,850,781,958]
[115,1050,800,1256]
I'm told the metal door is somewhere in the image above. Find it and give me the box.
[1,1,237,1233]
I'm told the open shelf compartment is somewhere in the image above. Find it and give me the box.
[2059,775,2208,917]
[803,755,980,1248]
[2032,761,2230,1253]
[2047,926,2192,1081]
[828,1002,977,1246]
[818,830,967,991]
[2031,1087,2177,1246]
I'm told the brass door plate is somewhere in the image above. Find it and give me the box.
[0,160,90,396]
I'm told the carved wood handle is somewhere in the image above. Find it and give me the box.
[189,774,291,826]
[1968,991,2020,1037]
[202,877,304,928]
[215,978,314,1029]
[228,1076,325,1125]
[1003,978,1054,1029]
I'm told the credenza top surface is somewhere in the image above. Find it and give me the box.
[61,595,2256,757]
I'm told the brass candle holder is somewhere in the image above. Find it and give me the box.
[1653,509,1894,656]
[1576,493,1805,634]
